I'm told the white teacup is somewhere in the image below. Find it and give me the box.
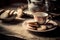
[33,12,48,24]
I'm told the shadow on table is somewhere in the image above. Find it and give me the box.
[0,34,25,40]
[21,13,33,19]
[52,16,60,21]
[1,19,24,25]
[29,26,60,38]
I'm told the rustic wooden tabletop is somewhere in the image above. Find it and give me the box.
[0,18,60,40]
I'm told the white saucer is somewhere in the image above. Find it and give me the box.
[22,19,58,32]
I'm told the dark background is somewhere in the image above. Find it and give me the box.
[0,0,60,13]
[0,0,60,6]
[0,0,27,6]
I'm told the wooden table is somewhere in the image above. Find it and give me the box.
[0,19,60,40]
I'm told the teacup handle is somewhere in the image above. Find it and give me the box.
[45,15,52,24]
[48,15,52,20]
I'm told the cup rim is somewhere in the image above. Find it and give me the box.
[33,12,48,17]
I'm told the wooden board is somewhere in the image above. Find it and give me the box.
[16,8,23,18]
[0,19,60,40]
[0,10,11,19]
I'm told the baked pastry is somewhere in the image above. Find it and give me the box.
[37,25,47,31]
[27,22,38,30]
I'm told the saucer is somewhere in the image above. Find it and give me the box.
[22,19,58,32]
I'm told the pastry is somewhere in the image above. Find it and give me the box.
[37,25,47,31]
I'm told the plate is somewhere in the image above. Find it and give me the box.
[22,19,58,32]
[27,27,57,32]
